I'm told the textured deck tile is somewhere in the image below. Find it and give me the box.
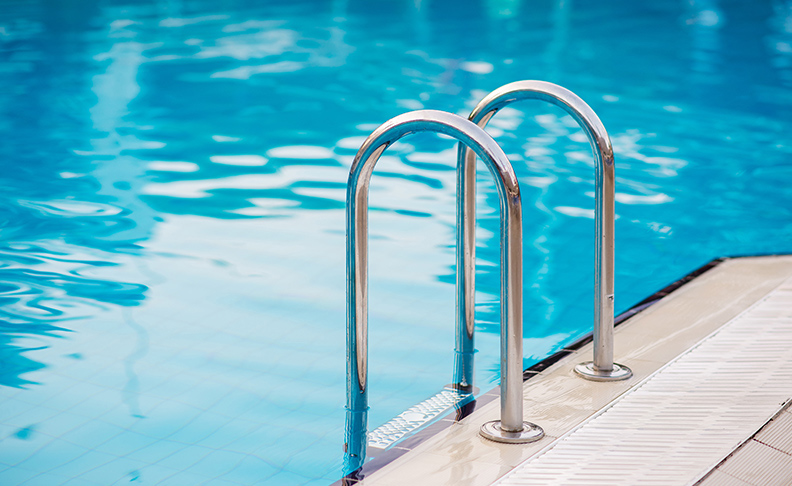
[754,407,792,455]
[717,440,792,486]
[698,470,753,486]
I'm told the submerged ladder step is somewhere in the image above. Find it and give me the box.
[367,387,474,451]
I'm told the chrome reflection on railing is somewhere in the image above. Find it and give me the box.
[455,80,632,384]
[345,110,543,473]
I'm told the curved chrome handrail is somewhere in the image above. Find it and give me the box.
[345,110,542,472]
[455,80,632,384]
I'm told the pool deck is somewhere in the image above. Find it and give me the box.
[351,255,792,486]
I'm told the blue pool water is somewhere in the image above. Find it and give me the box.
[1,0,792,483]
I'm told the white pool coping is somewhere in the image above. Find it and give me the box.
[354,255,792,486]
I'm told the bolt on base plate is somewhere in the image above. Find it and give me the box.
[479,420,544,444]
[574,361,633,382]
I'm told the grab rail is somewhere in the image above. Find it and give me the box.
[455,81,632,384]
[345,110,543,472]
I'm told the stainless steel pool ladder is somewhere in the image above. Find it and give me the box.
[345,110,543,472]
[454,80,632,386]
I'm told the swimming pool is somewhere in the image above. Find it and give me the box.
[1,0,791,484]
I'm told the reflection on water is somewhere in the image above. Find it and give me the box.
[1,0,792,484]
[769,0,792,88]
[684,0,724,86]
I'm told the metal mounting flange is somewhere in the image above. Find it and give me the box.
[574,361,633,382]
[479,420,544,444]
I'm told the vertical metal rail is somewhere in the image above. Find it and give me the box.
[455,80,632,384]
[345,110,542,473]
